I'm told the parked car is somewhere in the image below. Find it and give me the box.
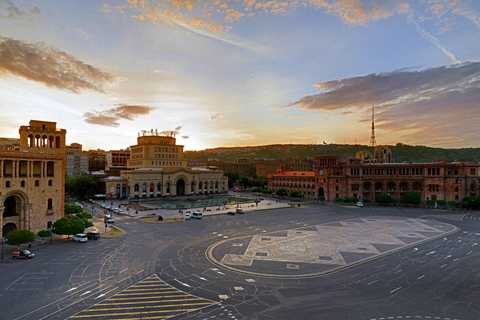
[117,209,124,214]
[227,211,235,215]
[106,216,114,224]
[74,202,83,209]
[73,233,88,242]
[356,201,364,207]
[184,212,191,220]
[13,249,35,259]
[108,206,114,211]
[87,232,100,240]
[113,208,119,214]
[236,208,245,214]
[101,204,107,209]
[192,211,203,219]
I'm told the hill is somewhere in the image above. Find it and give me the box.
[184,144,480,163]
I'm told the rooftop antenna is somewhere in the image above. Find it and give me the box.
[369,104,377,147]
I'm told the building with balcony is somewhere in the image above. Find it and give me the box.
[0,120,66,237]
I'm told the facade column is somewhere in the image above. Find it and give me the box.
[14,161,18,178]
[0,160,3,178]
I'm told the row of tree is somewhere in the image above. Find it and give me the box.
[3,203,94,249]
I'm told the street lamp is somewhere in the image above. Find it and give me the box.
[1,237,6,260]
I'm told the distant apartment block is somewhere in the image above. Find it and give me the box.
[66,143,89,177]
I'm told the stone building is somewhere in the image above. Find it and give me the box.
[66,143,89,177]
[0,120,66,237]
[104,132,228,198]
[267,171,316,198]
[88,150,106,172]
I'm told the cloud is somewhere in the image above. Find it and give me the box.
[210,113,226,121]
[0,36,115,93]
[0,0,42,20]
[182,135,190,139]
[84,105,155,127]
[285,61,480,146]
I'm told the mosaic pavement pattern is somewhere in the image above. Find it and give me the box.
[207,217,457,277]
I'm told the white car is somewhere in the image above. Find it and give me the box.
[356,201,364,207]
[192,211,203,219]
[184,212,190,220]
[106,216,114,224]
[74,202,83,209]
[73,233,88,242]
[117,209,124,214]
[101,204,107,208]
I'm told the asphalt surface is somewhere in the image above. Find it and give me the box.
[0,201,479,320]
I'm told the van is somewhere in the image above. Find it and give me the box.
[87,232,100,240]
[73,233,88,242]
[192,211,203,219]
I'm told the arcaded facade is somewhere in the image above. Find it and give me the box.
[0,120,66,237]
[103,133,228,198]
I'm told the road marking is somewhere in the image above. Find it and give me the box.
[193,274,208,281]
[117,275,132,284]
[94,286,115,299]
[472,243,477,246]
[417,275,425,280]
[119,268,128,273]
[467,251,473,255]
[426,251,435,256]
[453,258,459,262]
[65,287,78,293]
[175,279,191,287]
[80,291,91,296]
[443,255,451,259]
[368,280,378,285]
[135,269,144,275]
[390,286,402,293]
[440,264,447,268]
[413,248,418,251]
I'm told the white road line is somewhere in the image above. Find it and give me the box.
[94,286,115,299]
[426,251,435,255]
[13,282,100,320]
[193,274,208,281]
[467,251,473,255]
[368,280,378,285]
[453,258,459,262]
[117,275,132,284]
[119,268,128,273]
[135,269,144,275]
[472,243,477,246]
[440,264,447,268]
[417,275,425,280]
[79,291,91,296]
[175,279,191,287]
[390,286,402,293]
[443,255,451,259]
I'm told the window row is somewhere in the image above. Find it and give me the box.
[5,179,53,188]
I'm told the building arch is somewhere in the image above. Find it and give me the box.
[176,179,186,196]
[2,223,17,236]
[318,187,325,198]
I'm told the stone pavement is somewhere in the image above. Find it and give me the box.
[207,216,458,278]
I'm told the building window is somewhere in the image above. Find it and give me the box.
[48,179,53,186]
[21,180,25,187]
[35,180,39,187]
[470,169,476,175]
[47,198,53,210]
[6,181,11,188]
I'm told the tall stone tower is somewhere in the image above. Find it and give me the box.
[369,104,377,147]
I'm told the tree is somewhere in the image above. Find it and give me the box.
[343,196,351,203]
[240,177,251,189]
[350,196,359,203]
[5,230,35,249]
[426,200,436,206]
[37,230,51,245]
[65,203,84,215]
[75,212,94,228]
[334,197,342,203]
[402,192,421,205]
[447,200,457,208]
[462,196,480,209]
[52,216,85,240]
[375,193,393,205]
[275,188,288,197]
[363,197,371,203]
[224,171,240,188]
[65,175,98,199]
[290,191,303,198]
[318,196,325,203]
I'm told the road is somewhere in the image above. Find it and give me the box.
[0,202,479,320]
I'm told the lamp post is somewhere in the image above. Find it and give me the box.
[1,237,6,260]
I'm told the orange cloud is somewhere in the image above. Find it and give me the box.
[84,105,155,127]
[0,36,115,93]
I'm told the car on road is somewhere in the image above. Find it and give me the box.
[108,206,114,211]
[356,201,364,207]
[87,232,100,240]
[101,204,107,209]
[184,212,191,220]
[227,211,235,215]
[73,233,88,242]
[13,249,35,259]
[117,209,124,214]
[74,202,83,209]
[106,216,114,224]
[192,211,203,219]
[236,208,245,214]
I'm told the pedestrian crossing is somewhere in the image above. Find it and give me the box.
[69,275,218,319]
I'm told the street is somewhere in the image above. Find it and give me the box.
[0,202,479,320]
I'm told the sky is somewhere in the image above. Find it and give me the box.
[0,0,479,151]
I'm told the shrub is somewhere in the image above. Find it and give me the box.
[437,200,446,206]
[375,193,393,205]
[318,196,325,202]
[334,197,342,203]
[402,192,421,205]
[275,188,288,197]
[426,200,436,206]
[350,197,359,203]
[363,197,371,203]
[343,196,351,203]
[447,200,457,207]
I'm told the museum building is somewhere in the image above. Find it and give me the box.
[0,120,66,237]
[104,132,228,198]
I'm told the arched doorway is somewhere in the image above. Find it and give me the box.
[177,179,185,196]
[2,223,17,236]
[3,196,19,218]
[318,187,325,198]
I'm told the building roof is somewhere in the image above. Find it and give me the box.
[268,171,315,178]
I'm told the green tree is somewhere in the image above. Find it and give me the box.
[53,216,86,240]
[66,175,98,199]
[75,212,94,228]
[37,230,51,245]
[240,177,251,189]
[462,196,480,209]
[447,200,457,208]
[402,192,421,205]
[437,200,446,206]
[318,196,325,202]
[275,188,288,197]
[350,196,359,203]
[65,203,84,215]
[5,229,35,249]
[426,200,436,206]
[223,171,240,188]
[343,196,351,203]
[334,197,342,203]
[290,191,303,198]
[363,197,371,203]
[375,193,393,205]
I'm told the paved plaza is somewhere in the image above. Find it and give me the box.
[207,216,458,277]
